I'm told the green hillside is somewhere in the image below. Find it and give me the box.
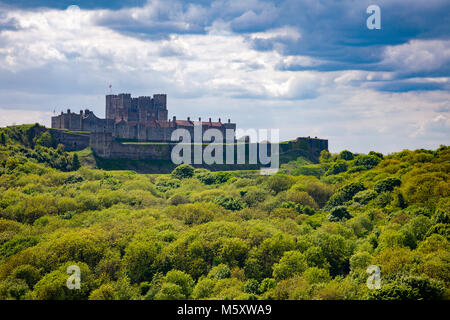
[0,124,448,300]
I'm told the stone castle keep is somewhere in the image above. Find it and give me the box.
[52,93,236,142]
[50,93,328,164]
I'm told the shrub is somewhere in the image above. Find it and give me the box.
[89,283,118,300]
[326,160,348,176]
[163,270,195,298]
[124,240,161,283]
[327,206,353,222]
[155,176,180,192]
[291,165,324,178]
[244,279,260,294]
[368,276,445,300]
[285,190,318,209]
[272,251,307,281]
[214,172,232,184]
[267,175,294,194]
[353,155,381,169]
[32,262,95,300]
[319,150,332,163]
[171,164,194,179]
[326,182,365,208]
[303,182,333,208]
[303,267,331,284]
[167,202,222,224]
[168,194,190,206]
[241,187,269,207]
[208,264,231,280]
[352,189,378,205]
[339,150,354,161]
[196,170,216,185]
[214,195,244,211]
[374,177,401,193]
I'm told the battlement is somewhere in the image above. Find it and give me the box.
[52,93,237,143]
[50,93,327,163]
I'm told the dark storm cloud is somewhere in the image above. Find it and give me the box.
[373,80,450,93]
[81,0,450,84]
[0,0,146,10]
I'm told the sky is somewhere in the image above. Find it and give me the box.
[0,0,449,153]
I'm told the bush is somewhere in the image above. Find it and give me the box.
[32,262,95,300]
[374,177,401,193]
[214,172,232,184]
[368,276,445,300]
[339,150,354,161]
[303,182,333,208]
[353,155,381,170]
[326,160,348,176]
[89,283,118,300]
[241,187,269,207]
[124,240,161,283]
[214,195,244,211]
[291,165,324,178]
[303,267,331,284]
[208,264,231,280]
[167,202,223,224]
[272,251,307,281]
[267,175,294,194]
[168,194,190,206]
[163,270,195,299]
[352,190,378,205]
[244,279,260,294]
[285,190,318,209]
[171,164,194,180]
[327,206,353,222]
[195,170,216,185]
[326,182,365,208]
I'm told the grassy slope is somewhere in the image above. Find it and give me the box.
[0,124,448,300]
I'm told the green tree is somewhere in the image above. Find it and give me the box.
[267,174,294,194]
[124,240,161,283]
[171,164,195,179]
[72,153,81,170]
[272,251,307,281]
[319,150,332,163]
[32,262,95,300]
[339,150,354,161]
[0,132,6,146]
[326,160,348,175]
[328,206,353,222]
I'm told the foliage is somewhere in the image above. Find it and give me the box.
[0,132,447,300]
[374,177,401,194]
[171,164,195,180]
[327,206,353,222]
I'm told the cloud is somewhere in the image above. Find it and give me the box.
[0,0,147,10]
[0,1,448,153]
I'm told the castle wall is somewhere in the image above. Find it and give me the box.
[50,129,90,151]
[48,93,329,165]
[90,132,171,160]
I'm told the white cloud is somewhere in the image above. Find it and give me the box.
[0,4,448,154]
[382,39,450,75]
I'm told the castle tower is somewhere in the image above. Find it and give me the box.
[106,93,132,121]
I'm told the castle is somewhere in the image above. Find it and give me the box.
[51,93,236,141]
[50,93,328,166]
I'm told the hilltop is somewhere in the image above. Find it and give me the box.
[0,123,448,300]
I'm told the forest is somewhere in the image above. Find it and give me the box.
[0,124,448,300]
